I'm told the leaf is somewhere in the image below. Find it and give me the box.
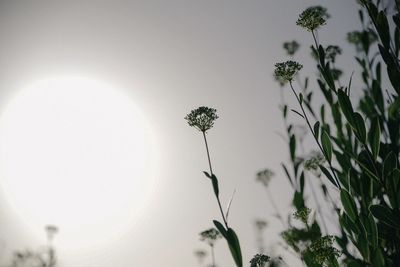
[338,89,355,126]
[353,112,367,143]
[225,189,236,221]
[226,228,243,267]
[340,189,358,222]
[213,220,227,238]
[321,130,332,163]
[313,121,320,139]
[370,205,400,229]
[289,134,296,161]
[319,165,338,188]
[367,214,378,249]
[368,117,381,160]
[281,163,293,187]
[291,109,305,119]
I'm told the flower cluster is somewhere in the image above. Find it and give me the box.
[199,228,222,246]
[307,236,341,265]
[293,207,311,225]
[250,254,270,267]
[296,6,329,31]
[185,106,219,132]
[194,249,207,263]
[274,61,303,82]
[304,151,326,171]
[325,45,342,63]
[347,30,377,51]
[256,168,275,187]
[283,40,300,56]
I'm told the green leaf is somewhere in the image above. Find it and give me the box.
[213,220,227,239]
[226,228,243,267]
[319,165,338,188]
[340,189,358,222]
[368,117,381,160]
[353,112,366,143]
[371,248,385,267]
[289,134,296,161]
[321,130,332,163]
[367,214,378,249]
[313,121,320,139]
[281,163,293,187]
[370,205,400,229]
[210,174,219,198]
[338,89,355,126]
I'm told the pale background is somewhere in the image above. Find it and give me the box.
[0,1,363,266]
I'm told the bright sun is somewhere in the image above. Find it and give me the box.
[0,76,156,249]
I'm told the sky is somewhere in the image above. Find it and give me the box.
[0,1,363,266]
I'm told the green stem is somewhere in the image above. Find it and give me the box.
[289,81,342,190]
[202,131,229,228]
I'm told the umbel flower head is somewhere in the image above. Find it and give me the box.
[185,106,218,132]
[293,207,311,225]
[274,61,303,82]
[199,228,222,246]
[307,235,341,265]
[283,40,300,56]
[256,168,275,187]
[304,151,326,171]
[254,219,268,231]
[325,45,342,63]
[296,6,329,31]
[250,254,270,267]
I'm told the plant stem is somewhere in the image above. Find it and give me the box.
[202,131,229,228]
[289,81,342,189]
[211,245,216,267]
[266,186,286,227]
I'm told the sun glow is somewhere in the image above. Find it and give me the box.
[0,76,156,249]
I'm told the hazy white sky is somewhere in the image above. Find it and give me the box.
[0,1,363,266]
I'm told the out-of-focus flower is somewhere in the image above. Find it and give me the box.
[325,45,342,63]
[283,40,300,56]
[45,225,59,242]
[296,6,329,31]
[256,168,275,187]
[250,254,270,267]
[200,228,222,247]
[255,219,268,231]
[185,106,218,132]
[194,249,207,263]
[307,235,341,265]
[304,151,326,171]
[274,61,303,82]
[347,30,377,51]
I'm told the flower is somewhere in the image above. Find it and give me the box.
[256,168,275,187]
[255,219,268,231]
[325,45,342,63]
[274,61,303,82]
[347,30,377,51]
[283,40,300,56]
[194,249,207,263]
[296,6,329,31]
[293,207,311,225]
[185,106,218,132]
[307,235,341,265]
[199,228,222,246]
[250,254,270,267]
[304,151,326,171]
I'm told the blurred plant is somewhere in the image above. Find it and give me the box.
[194,249,208,265]
[254,219,268,253]
[200,228,222,267]
[250,254,270,267]
[283,41,300,56]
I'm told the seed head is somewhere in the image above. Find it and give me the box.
[296,6,329,31]
[250,254,270,267]
[185,106,218,132]
[274,61,303,82]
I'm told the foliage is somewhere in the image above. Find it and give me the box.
[187,0,400,266]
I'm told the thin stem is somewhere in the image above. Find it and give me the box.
[266,186,286,227]
[202,131,229,228]
[311,30,319,52]
[211,245,216,267]
[289,81,342,190]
